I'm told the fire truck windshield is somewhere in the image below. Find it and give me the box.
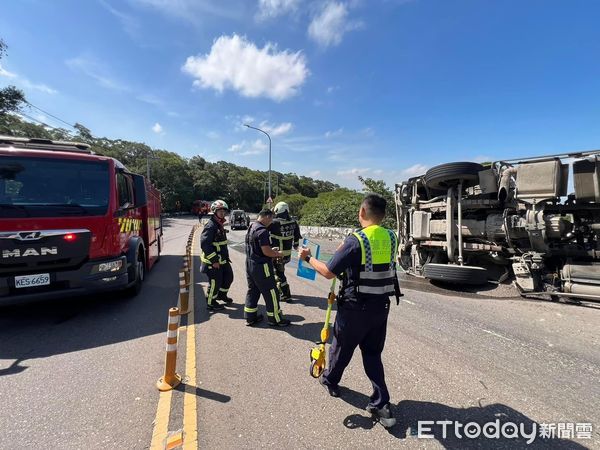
[0,156,110,218]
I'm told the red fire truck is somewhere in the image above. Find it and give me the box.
[0,136,163,303]
[191,199,210,217]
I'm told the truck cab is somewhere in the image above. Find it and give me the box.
[0,136,162,303]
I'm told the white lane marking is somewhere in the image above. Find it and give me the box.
[402,299,416,305]
[480,328,515,342]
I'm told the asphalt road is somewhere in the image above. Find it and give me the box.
[0,217,191,449]
[1,216,599,449]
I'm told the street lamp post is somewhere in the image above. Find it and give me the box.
[244,124,272,206]
[146,150,159,183]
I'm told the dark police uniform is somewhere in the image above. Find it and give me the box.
[321,224,399,409]
[200,215,233,308]
[269,212,302,301]
[244,221,286,325]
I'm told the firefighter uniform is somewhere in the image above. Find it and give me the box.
[200,214,233,309]
[244,220,289,326]
[321,224,399,409]
[269,212,301,301]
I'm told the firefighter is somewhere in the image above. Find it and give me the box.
[200,200,234,311]
[298,194,401,428]
[244,209,291,327]
[269,201,302,302]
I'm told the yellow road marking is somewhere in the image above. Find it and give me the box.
[183,230,199,449]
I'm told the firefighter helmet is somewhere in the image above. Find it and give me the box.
[211,199,229,213]
[273,202,289,215]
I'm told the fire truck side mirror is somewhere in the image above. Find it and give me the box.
[132,174,148,208]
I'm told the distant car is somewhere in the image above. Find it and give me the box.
[230,209,250,230]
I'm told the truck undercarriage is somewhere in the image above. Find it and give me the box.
[395,150,600,303]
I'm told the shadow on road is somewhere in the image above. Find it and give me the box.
[292,294,331,311]
[338,387,586,449]
[0,254,183,375]
[177,384,231,404]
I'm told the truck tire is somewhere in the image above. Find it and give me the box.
[424,162,484,190]
[125,251,145,297]
[423,263,488,285]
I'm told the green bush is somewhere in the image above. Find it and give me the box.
[299,189,363,227]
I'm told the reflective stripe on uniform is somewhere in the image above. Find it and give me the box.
[263,263,270,277]
[271,234,294,240]
[357,285,395,295]
[359,270,395,280]
[207,279,216,304]
[244,306,258,313]
[270,288,280,321]
[219,288,229,292]
[354,230,373,272]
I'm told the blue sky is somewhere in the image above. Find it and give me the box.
[1,0,600,189]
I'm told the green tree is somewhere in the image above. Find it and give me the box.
[358,176,397,229]
[299,189,363,227]
[0,39,26,114]
[272,193,310,219]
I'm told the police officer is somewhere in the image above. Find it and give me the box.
[200,200,234,311]
[269,201,302,302]
[298,194,400,428]
[244,209,291,327]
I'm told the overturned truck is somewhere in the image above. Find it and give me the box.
[395,150,600,302]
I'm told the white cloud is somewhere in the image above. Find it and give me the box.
[361,127,375,137]
[308,2,363,48]
[258,120,293,137]
[152,122,164,134]
[130,0,241,24]
[182,34,309,102]
[256,0,300,20]
[0,65,16,78]
[228,139,268,156]
[326,85,340,94]
[101,0,141,38]
[401,163,428,177]
[325,128,343,138]
[373,169,384,175]
[0,64,57,94]
[473,155,492,163]
[137,93,163,106]
[337,167,370,177]
[66,55,128,91]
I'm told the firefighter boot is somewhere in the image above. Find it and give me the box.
[278,282,292,303]
[217,291,234,305]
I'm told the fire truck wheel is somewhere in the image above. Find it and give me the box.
[125,251,145,297]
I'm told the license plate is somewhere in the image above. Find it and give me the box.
[15,273,51,288]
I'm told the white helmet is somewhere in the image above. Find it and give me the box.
[273,202,289,215]
[211,199,229,213]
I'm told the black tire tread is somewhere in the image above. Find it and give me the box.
[423,263,488,285]
[424,162,484,190]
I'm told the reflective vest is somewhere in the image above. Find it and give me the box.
[346,225,398,300]
[270,218,300,263]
